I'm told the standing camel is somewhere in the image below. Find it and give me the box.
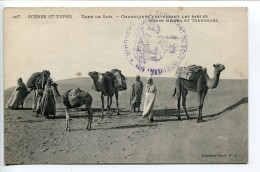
[173,64,225,123]
[50,83,93,131]
[89,71,120,117]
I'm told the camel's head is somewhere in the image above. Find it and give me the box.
[51,83,58,87]
[88,71,99,80]
[50,83,62,104]
[213,64,225,73]
[50,83,58,91]
[51,83,61,96]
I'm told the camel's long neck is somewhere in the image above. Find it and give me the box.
[206,70,221,89]
[92,77,99,88]
[52,87,63,104]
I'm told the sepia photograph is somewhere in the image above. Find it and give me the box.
[3,7,248,165]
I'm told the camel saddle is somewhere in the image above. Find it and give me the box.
[175,65,206,81]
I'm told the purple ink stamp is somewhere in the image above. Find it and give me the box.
[123,14,188,76]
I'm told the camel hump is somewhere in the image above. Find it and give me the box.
[69,88,83,96]
[104,71,114,79]
[66,88,89,107]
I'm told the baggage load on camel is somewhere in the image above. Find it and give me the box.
[26,72,42,88]
[111,69,127,91]
[91,69,127,92]
[175,65,206,81]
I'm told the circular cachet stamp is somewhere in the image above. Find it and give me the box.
[123,14,188,76]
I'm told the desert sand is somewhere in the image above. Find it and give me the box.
[4,77,248,164]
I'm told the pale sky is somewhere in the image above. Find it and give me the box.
[4,7,248,89]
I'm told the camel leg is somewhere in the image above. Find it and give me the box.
[32,90,37,110]
[115,91,120,115]
[181,88,190,119]
[197,92,202,123]
[65,107,71,131]
[86,108,92,130]
[107,96,111,117]
[177,91,182,121]
[109,95,113,116]
[89,109,93,130]
[101,94,104,118]
[109,95,113,108]
[200,91,207,122]
[197,91,207,123]
[86,107,89,129]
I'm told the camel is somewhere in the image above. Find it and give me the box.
[50,83,93,131]
[173,64,225,123]
[26,70,51,110]
[89,71,120,117]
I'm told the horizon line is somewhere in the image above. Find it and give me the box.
[4,77,248,91]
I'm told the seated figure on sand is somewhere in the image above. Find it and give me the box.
[6,78,30,109]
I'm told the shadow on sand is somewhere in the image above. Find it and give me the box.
[154,107,198,117]
[72,123,158,131]
[153,97,248,123]
[5,107,32,111]
[33,97,248,126]
[204,97,248,121]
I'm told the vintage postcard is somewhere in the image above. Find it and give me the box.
[4,7,248,164]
